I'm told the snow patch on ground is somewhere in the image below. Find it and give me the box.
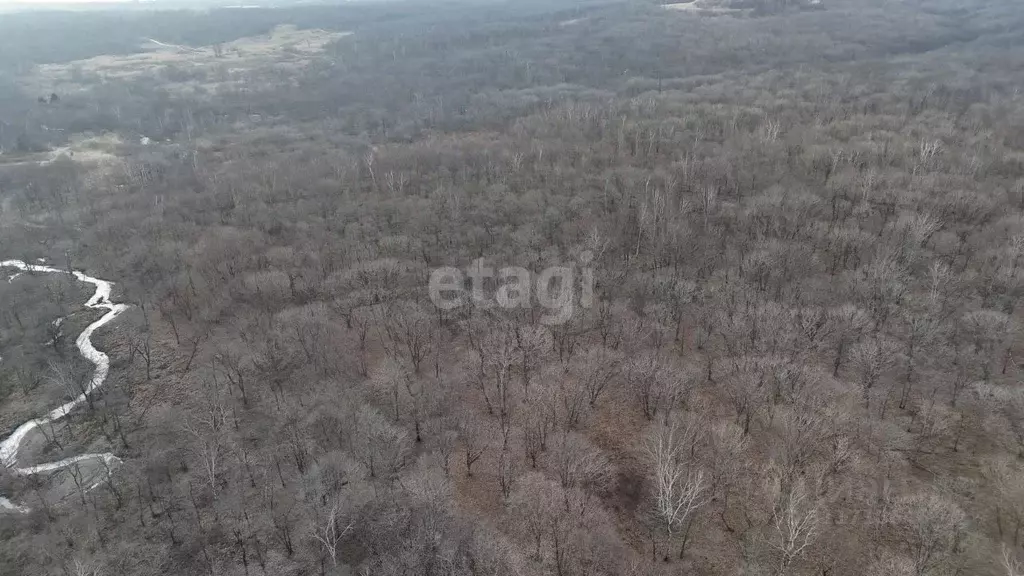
[0,260,130,512]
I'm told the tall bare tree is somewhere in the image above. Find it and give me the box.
[644,419,710,560]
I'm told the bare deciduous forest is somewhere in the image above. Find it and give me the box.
[1,0,1024,574]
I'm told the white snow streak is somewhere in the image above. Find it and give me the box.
[0,260,130,512]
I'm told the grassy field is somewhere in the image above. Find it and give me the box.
[24,25,349,98]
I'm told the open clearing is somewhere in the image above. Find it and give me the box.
[0,133,121,169]
[22,25,351,98]
[662,1,745,14]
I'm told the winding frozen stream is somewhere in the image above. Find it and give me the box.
[0,260,130,512]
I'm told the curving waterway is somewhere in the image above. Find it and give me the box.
[0,260,130,512]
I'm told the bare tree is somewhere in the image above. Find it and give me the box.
[553,432,613,505]
[380,300,436,373]
[899,309,943,409]
[372,357,412,424]
[510,471,621,576]
[522,395,553,468]
[183,420,221,495]
[471,322,520,442]
[498,448,516,503]
[978,384,1024,458]
[432,425,458,478]
[772,404,831,496]
[310,498,354,567]
[708,421,747,531]
[988,457,1024,547]
[510,472,557,560]
[764,470,822,576]
[960,309,1012,382]
[724,357,770,435]
[68,557,100,576]
[351,307,373,377]
[849,336,900,411]
[213,345,250,406]
[570,345,622,407]
[857,251,908,331]
[644,419,710,560]
[866,552,916,576]
[350,404,409,481]
[458,407,491,477]
[182,378,229,494]
[553,363,590,431]
[301,452,367,568]
[625,351,661,420]
[48,358,93,411]
[1004,546,1023,576]
[890,491,966,576]
[516,324,552,394]
[826,304,871,377]
[626,351,690,421]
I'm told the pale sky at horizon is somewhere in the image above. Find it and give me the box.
[0,0,138,5]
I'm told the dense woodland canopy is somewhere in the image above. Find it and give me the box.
[1,0,1024,574]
